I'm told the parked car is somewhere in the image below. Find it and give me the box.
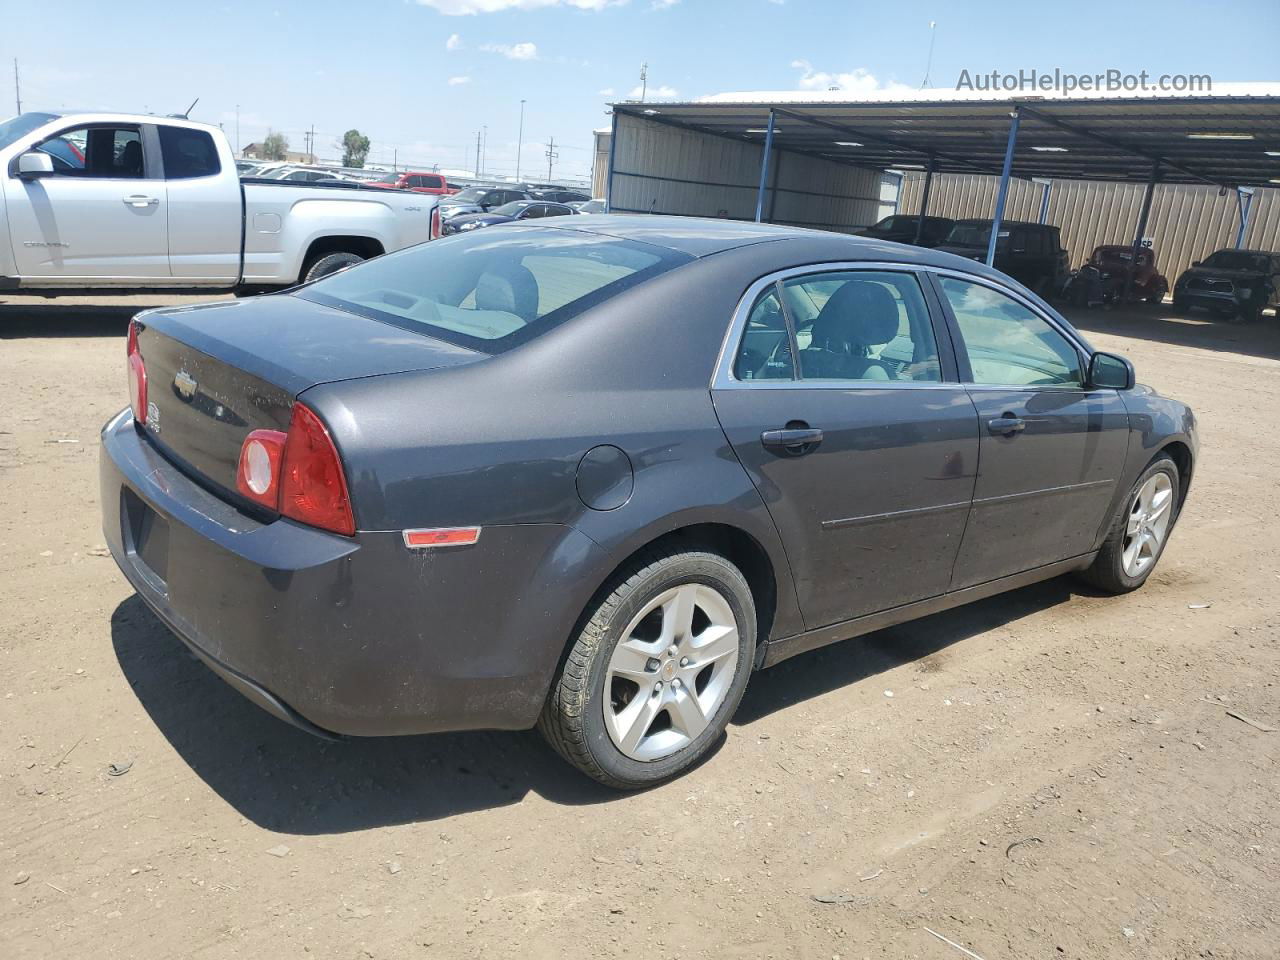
[854,214,955,247]
[531,189,591,205]
[440,199,576,235]
[1173,248,1280,323]
[100,216,1197,788]
[1064,245,1169,307]
[438,185,532,219]
[367,171,456,195]
[936,219,1069,297]
[0,112,439,295]
[572,198,607,214]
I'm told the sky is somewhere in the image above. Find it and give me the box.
[4,0,1278,181]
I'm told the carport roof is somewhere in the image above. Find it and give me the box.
[609,88,1280,188]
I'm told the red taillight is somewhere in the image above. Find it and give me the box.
[127,319,147,426]
[430,205,441,240]
[280,403,355,535]
[236,429,288,509]
[234,402,355,536]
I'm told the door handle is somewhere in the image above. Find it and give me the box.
[123,195,159,207]
[761,426,823,453]
[987,416,1026,436]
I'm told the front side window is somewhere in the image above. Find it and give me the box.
[300,229,689,352]
[159,127,220,179]
[37,125,144,178]
[938,276,1083,387]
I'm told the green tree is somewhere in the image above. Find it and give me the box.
[341,129,371,168]
[261,131,289,161]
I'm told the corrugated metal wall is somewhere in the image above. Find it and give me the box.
[608,113,882,232]
[592,130,610,199]
[898,173,1280,282]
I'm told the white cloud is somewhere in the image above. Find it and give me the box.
[651,0,680,7]
[446,33,462,50]
[597,87,615,96]
[629,83,677,98]
[482,41,539,60]
[415,0,617,14]
[790,59,915,95]
[448,75,472,85]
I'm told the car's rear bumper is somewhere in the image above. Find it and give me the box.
[100,408,601,737]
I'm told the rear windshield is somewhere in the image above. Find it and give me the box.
[1202,250,1270,272]
[299,228,691,353]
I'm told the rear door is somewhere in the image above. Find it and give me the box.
[931,273,1130,588]
[5,122,170,279]
[712,266,980,630]
[157,125,241,282]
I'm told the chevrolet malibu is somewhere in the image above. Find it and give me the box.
[101,217,1197,789]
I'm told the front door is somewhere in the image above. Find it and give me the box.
[932,274,1130,589]
[4,123,170,280]
[713,268,979,631]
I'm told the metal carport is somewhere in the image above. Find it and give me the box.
[605,89,1280,290]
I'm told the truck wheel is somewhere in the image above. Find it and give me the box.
[302,251,364,284]
[538,549,756,790]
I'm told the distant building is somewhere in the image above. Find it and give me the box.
[242,142,313,163]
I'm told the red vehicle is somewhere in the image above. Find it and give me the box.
[366,171,457,195]
[1076,244,1170,304]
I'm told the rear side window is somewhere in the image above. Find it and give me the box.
[300,229,691,353]
[159,127,220,179]
[734,289,793,381]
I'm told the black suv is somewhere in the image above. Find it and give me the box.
[936,219,1069,297]
[1173,249,1280,323]
[854,214,955,247]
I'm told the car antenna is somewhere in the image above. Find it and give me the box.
[177,97,199,119]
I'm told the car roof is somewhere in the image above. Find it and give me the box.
[517,215,1029,273]
[954,218,1055,230]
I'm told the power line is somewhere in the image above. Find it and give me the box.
[13,59,20,115]
[545,136,559,180]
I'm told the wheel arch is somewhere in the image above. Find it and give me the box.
[1156,439,1194,511]
[299,235,386,281]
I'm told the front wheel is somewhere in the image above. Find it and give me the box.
[538,550,756,789]
[1078,454,1180,593]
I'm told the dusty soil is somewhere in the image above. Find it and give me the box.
[1,295,1277,960]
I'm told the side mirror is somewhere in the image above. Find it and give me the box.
[1088,351,1135,390]
[17,151,54,178]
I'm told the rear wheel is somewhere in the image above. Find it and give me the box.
[1079,454,1179,593]
[538,550,755,789]
[302,251,364,284]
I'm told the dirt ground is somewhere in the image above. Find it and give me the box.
[1,293,1277,960]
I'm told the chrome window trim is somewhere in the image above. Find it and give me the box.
[712,261,1094,393]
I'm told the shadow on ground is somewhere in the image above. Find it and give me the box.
[1,303,140,339]
[112,575,1091,833]
[1060,302,1280,362]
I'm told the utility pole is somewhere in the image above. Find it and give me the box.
[234,104,240,155]
[393,148,398,172]
[475,130,482,176]
[545,136,558,181]
[481,125,487,178]
[13,59,21,115]
[516,99,526,182]
[309,125,316,163]
[639,62,647,102]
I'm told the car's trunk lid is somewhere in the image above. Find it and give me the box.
[134,293,481,509]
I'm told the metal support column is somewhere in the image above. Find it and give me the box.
[754,109,776,224]
[912,155,937,245]
[986,107,1020,267]
[1036,179,1052,224]
[604,110,618,213]
[1235,188,1255,248]
[1122,161,1160,302]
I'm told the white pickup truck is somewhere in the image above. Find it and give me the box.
[0,112,439,296]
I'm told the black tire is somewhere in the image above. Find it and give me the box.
[302,251,364,284]
[538,549,756,790]
[1078,454,1180,594]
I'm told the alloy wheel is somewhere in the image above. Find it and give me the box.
[1122,472,1174,578]
[603,583,741,762]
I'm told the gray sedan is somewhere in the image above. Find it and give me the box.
[100,217,1197,789]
